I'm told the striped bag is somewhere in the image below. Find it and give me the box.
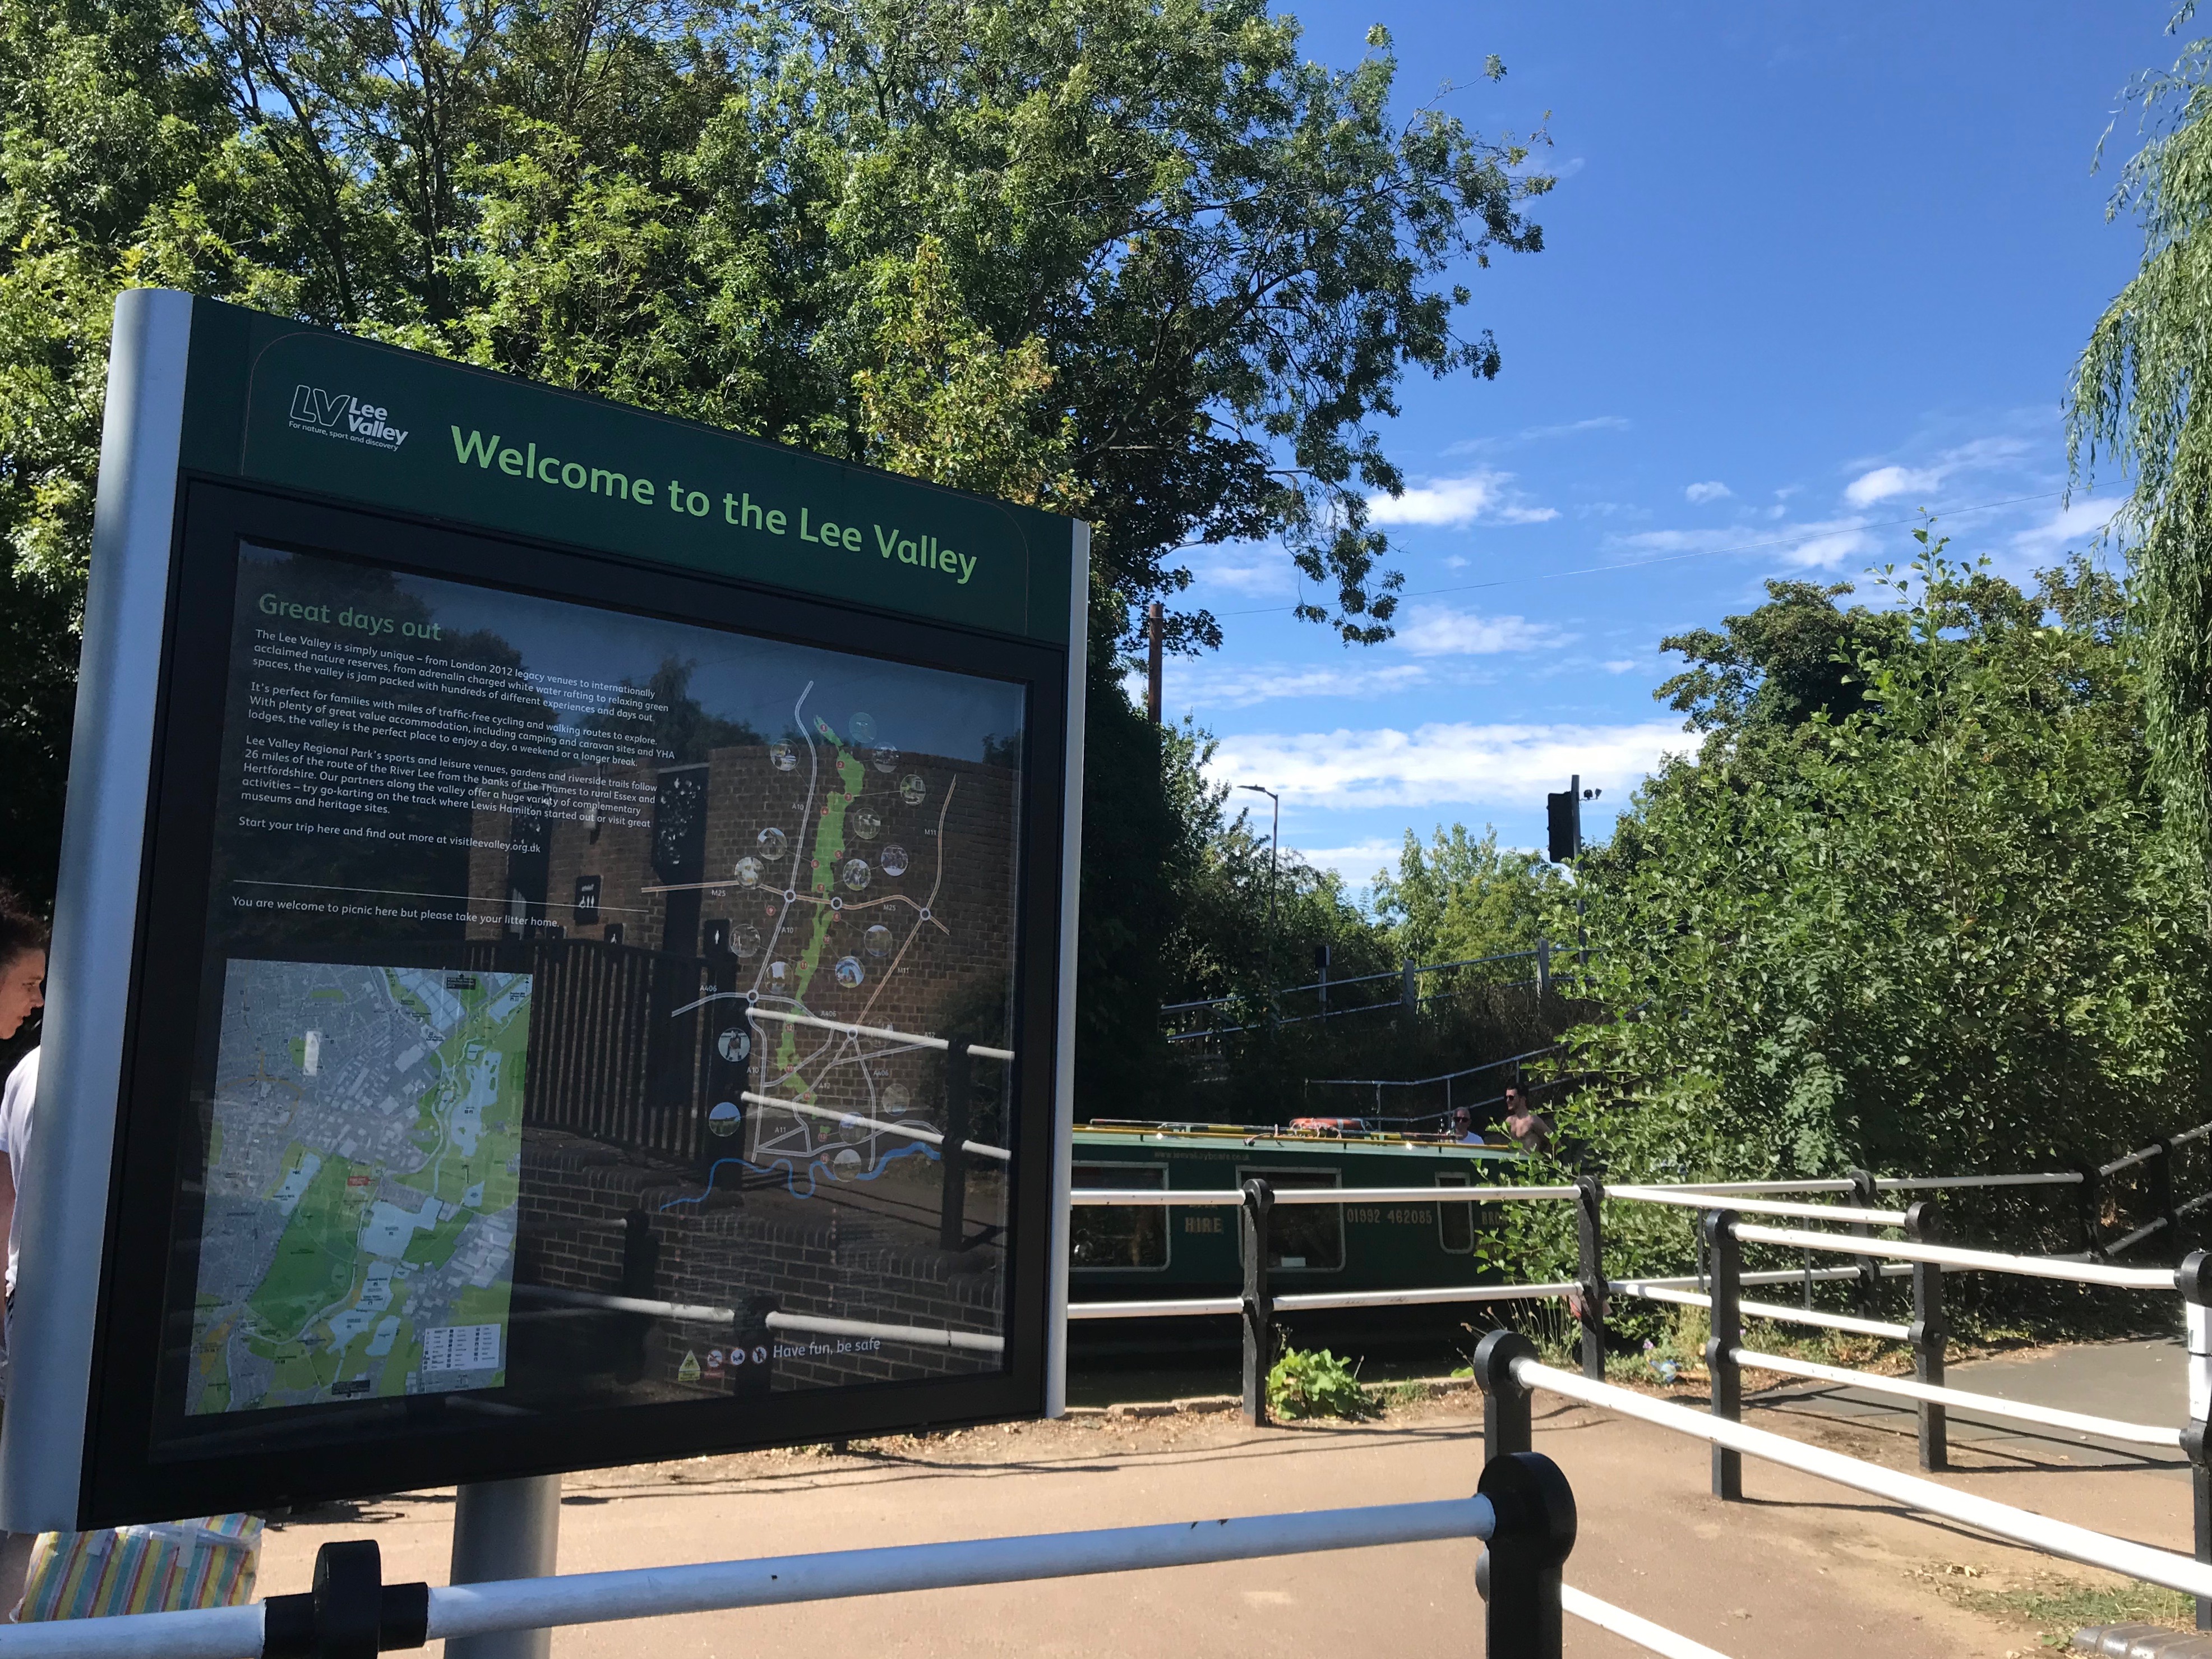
[17,1513,262,1620]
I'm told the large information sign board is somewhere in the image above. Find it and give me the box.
[2,291,1085,1527]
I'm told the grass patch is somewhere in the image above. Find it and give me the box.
[1369,1379,1439,1410]
[1922,1563,2193,1647]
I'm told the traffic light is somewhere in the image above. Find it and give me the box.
[1546,773,1602,863]
[1546,790,1579,864]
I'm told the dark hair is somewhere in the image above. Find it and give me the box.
[0,883,49,969]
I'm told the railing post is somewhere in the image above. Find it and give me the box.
[938,1038,971,1251]
[2154,1136,2183,1257]
[1241,1178,1275,1426]
[1475,1329,1539,1461]
[1848,1167,1879,1316]
[616,1207,660,1385]
[2182,1250,2212,1631]
[448,1477,561,1659]
[1705,1209,1742,1501]
[1401,956,1417,1015]
[1906,1199,1947,1472]
[2075,1156,2106,1262]
[263,1540,430,1659]
[1574,1176,1606,1380]
[732,1294,777,1397]
[1536,938,1552,1001]
[1475,1450,1575,1659]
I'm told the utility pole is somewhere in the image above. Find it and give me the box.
[1240,783,1280,1022]
[1146,601,1164,725]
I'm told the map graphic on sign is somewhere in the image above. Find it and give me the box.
[186,960,530,1416]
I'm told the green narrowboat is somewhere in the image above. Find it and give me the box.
[1069,1122,1529,1304]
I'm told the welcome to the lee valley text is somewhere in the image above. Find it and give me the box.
[450,427,981,586]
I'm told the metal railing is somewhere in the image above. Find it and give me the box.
[1157,941,1585,1043]
[1301,1044,1572,1123]
[1588,1182,2212,1626]
[737,1005,1016,1063]
[513,1285,1005,1355]
[1068,1121,2212,1450]
[30,1129,2212,1659]
[1480,1340,2212,1600]
[740,1090,1012,1162]
[3,1471,1586,1658]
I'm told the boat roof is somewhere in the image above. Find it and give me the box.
[1073,1121,1522,1162]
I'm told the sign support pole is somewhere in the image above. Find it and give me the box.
[1044,523,1089,1420]
[449,1474,563,1659]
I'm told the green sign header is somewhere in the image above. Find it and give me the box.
[175,297,1078,643]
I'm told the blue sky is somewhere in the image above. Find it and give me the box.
[1163,2,2171,894]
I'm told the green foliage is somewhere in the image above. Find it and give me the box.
[2070,16,2212,873]
[1265,1343,1373,1420]
[1371,823,1570,969]
[1156,720,1396,1008]
[0,0,1550,974]
[1655,579,1908,734]
[1075,610,1190,1117]
[1563,537,2211,1190]
[1104,716,1577,1122]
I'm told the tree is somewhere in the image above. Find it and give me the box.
[1370,823,1567,970]
[1566,541,2208,1183]
[0,0,225,905]
[2070,9,2212,890]
[1655,579,1907,738]
[0,0,1549,929]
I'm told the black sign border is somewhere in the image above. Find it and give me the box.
[80,476,1065,1526]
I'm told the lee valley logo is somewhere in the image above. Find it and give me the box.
[289,385,409,451]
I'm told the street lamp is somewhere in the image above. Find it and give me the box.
[1239,784,1280,1005]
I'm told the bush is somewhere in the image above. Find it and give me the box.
[1266,1344,1375,1421]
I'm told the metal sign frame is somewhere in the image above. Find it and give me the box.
[2,289,1087,1529]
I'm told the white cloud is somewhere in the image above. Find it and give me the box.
[1603,659,1637,674]
[1288,839,1407,883]
[1204,720,1689,810]
[1186,550,1295,596]
[1447,415,1628,455]
[1368,468,1558,527]
[1843,464,1944,508]
[1393,605,1567,657]
[1778,523,1877,569]
[2010,496,2121,560]
[1842,434,2034,507]
[1684,481,1732,504]
[1166,660,1434,710]
[1610,516,1875,571]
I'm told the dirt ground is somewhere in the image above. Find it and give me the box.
[256,1349,2194,1658]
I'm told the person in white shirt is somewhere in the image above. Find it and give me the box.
[0,884,48,1615]
[0,888,49,1305]
[0,1050,33,1306]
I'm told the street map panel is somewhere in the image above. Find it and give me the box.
[188,959,530,1416]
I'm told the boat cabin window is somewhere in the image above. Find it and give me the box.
[1241,1167,1343,1272]
[1437,1172,1473,1254]
[1071,1163,1169,1270]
